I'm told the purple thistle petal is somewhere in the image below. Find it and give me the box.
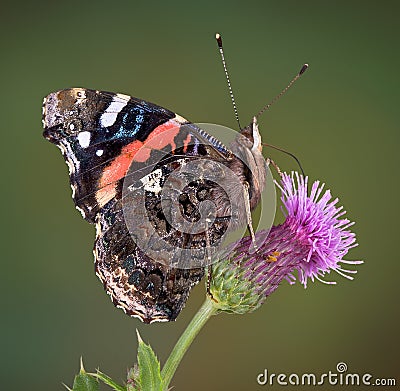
[209,172,362,314]
[275,172,361,286]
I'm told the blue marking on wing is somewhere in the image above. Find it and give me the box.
[111,108,145,140]
[134,113,144,133]
[193,137,199,155]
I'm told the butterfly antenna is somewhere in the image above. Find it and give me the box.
[255,64,308,120]
[262,142,306,177]
[215,33,242,130]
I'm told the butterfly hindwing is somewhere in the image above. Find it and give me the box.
[94,195,204,323]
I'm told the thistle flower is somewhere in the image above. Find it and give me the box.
[209,172,362,313]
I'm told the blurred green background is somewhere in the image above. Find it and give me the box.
[2,0,398,390]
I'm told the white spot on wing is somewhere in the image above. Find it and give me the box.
[75,205,86,218]
[174,114,187,123]
[100,94,129,127]
[77,131,91,148]
[56,142,80,176]
[96,186,117,208]
[141,169,163,194]
[96,149,104,157]
[73,88,86,103]
[115,93,131,101]
[150,317,169,323]
[95,220,102,240]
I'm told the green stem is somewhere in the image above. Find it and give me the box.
[161,298,217,389]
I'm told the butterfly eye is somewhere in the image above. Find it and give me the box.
[65,119,83,135]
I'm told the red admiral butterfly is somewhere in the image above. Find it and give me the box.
[42,34,307,323]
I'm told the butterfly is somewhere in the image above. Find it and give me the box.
[42,87,267,323]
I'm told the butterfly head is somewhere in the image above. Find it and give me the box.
[239,117,263,153]
[228,117,267,210]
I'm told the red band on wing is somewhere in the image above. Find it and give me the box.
[97,120,181,202]
[100,140,144,188]
[182,133,191,153]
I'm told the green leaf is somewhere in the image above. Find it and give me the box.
[68,359,99,391]
[136,330,163,391]
[92,370,126,391]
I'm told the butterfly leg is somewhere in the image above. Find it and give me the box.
[204,218,216,300]
[205,217,212,264]
[206,265,213,297]
[243,182,257,247]
[266,157,283,177]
